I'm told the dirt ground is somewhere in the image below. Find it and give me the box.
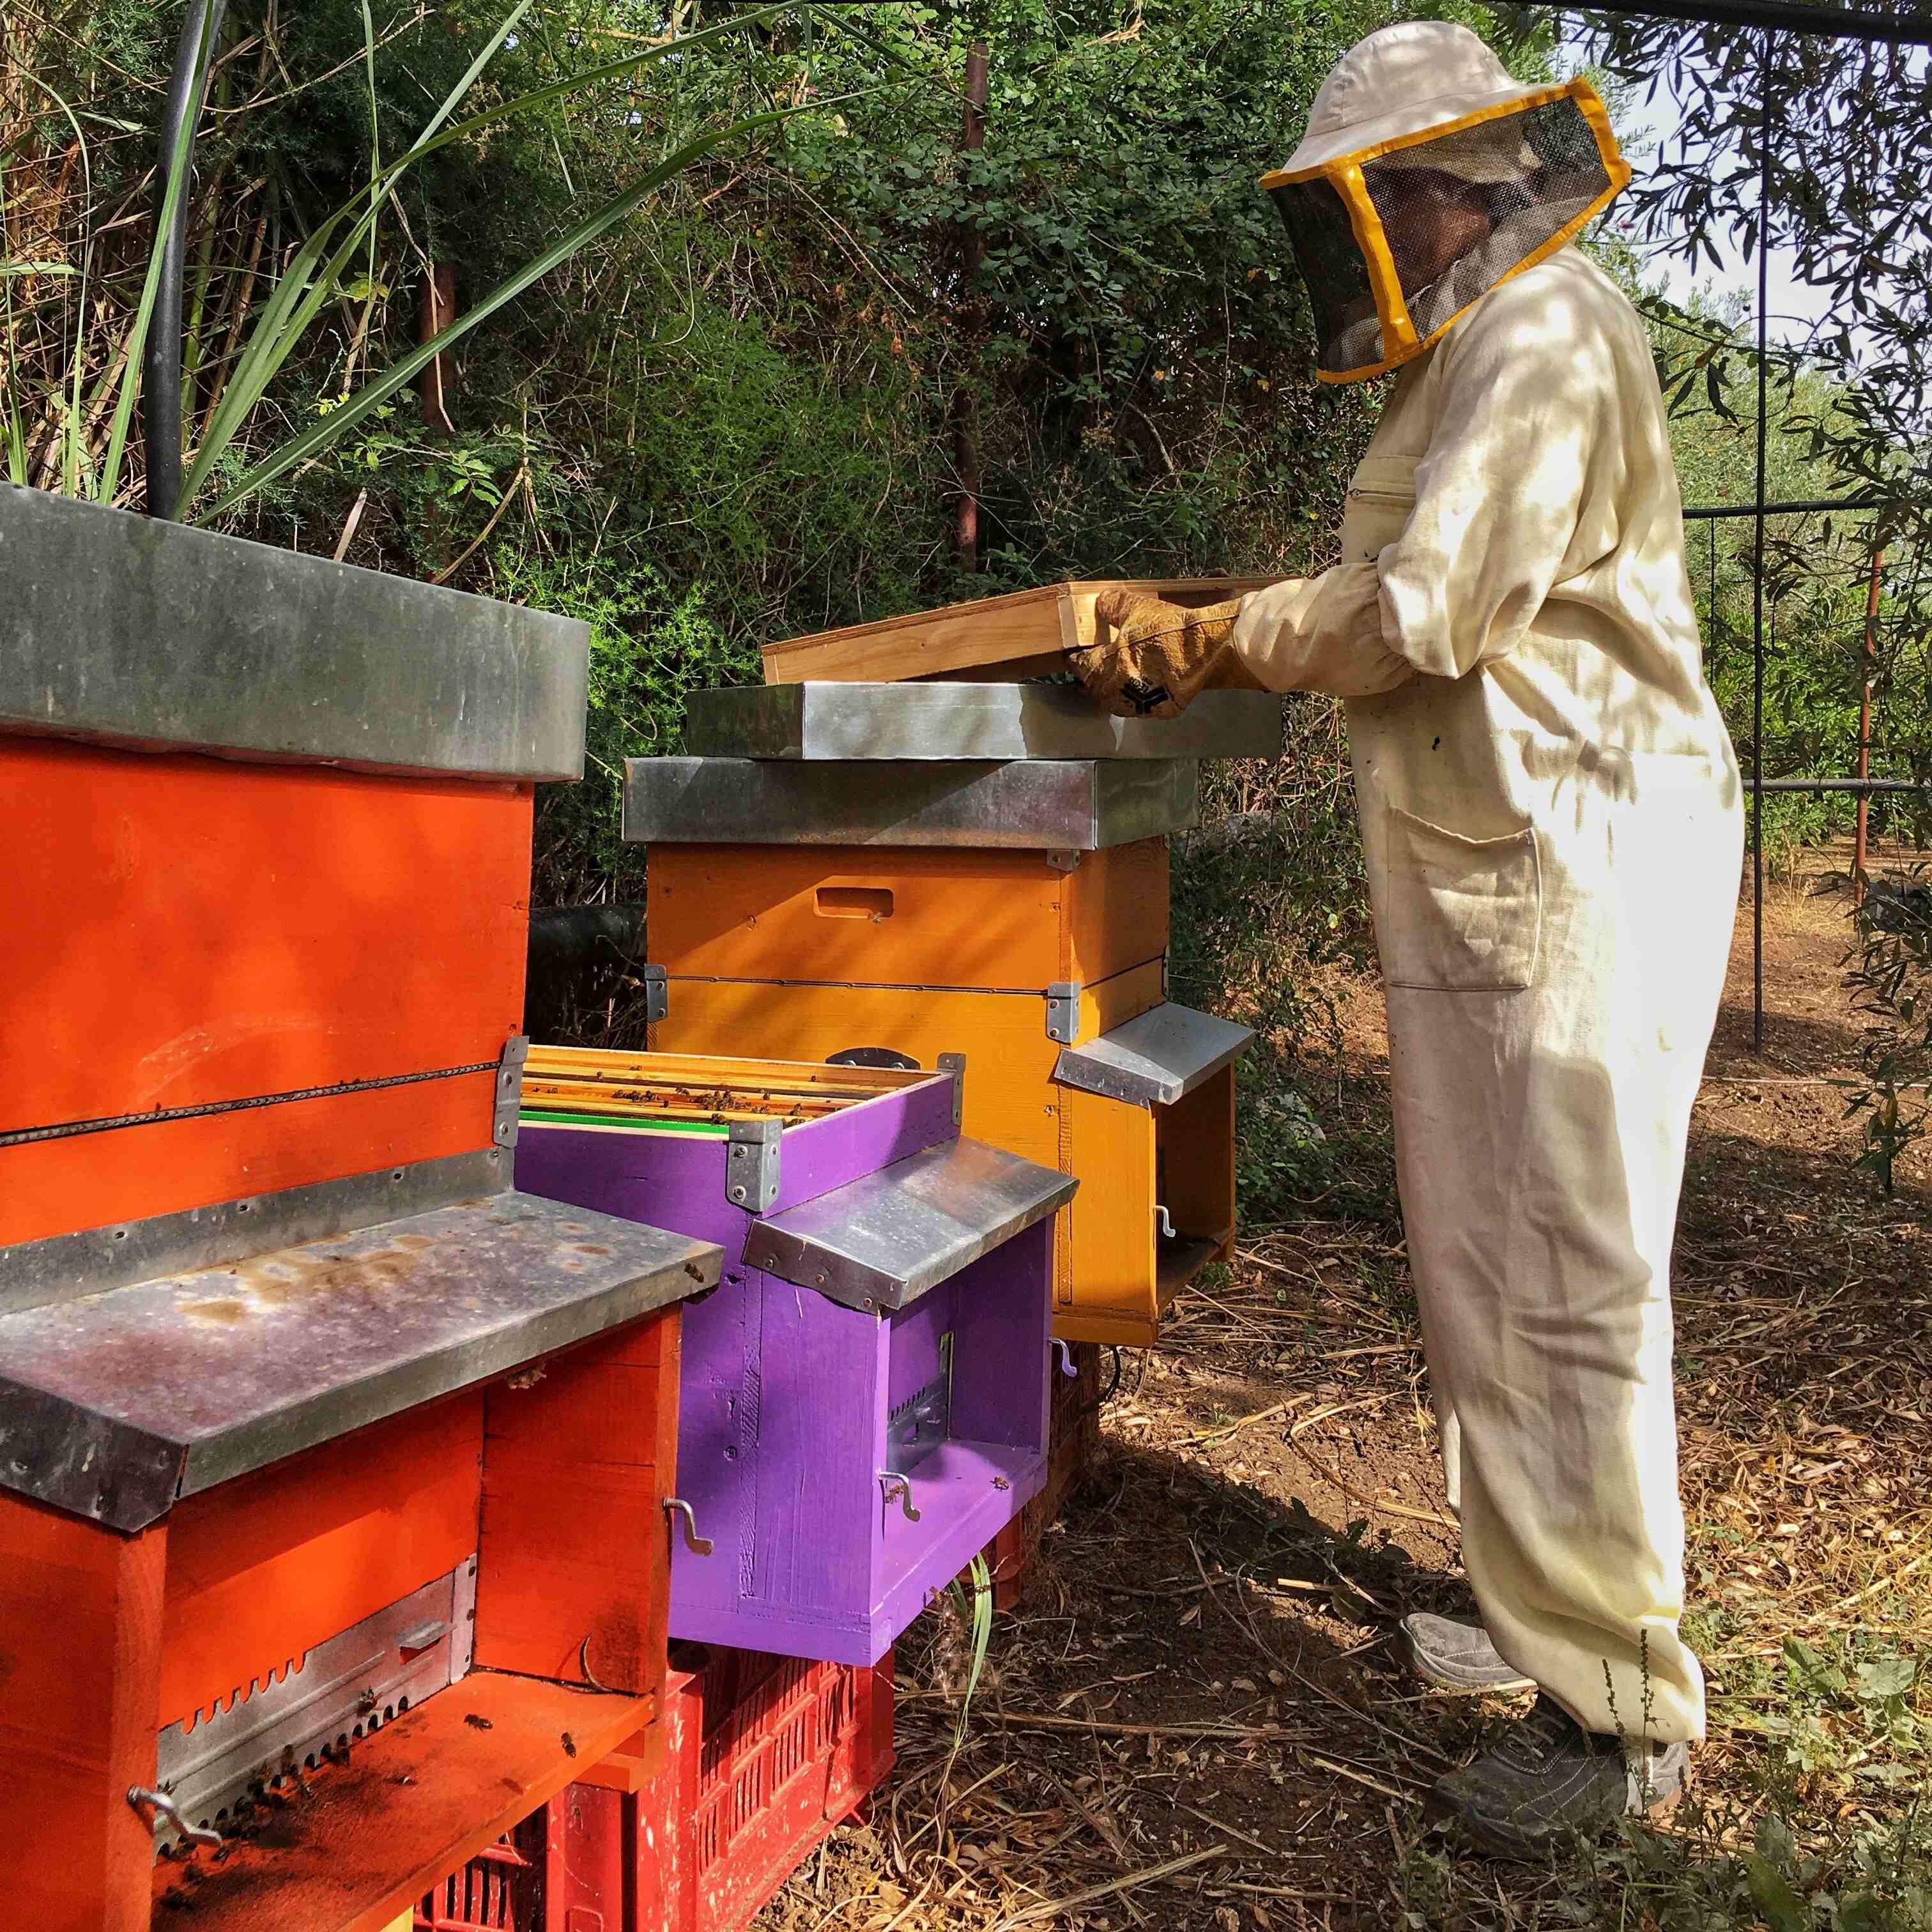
[766,857,1931,1931]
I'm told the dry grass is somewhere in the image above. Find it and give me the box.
[758,870,1932,1931]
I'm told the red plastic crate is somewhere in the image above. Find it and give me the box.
[415,1814,543,1931]
[541,1782,626,1932]
[546,1644,894,1932]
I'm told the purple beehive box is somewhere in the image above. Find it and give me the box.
[514,1052,1075,1664]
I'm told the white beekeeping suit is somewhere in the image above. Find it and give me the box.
[1076,20,1744,1855]
[1241,236,1743,1744]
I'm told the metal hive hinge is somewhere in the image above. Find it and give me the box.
[643,965,668,1023]
[937,1052,966,1128]
[726,1119,782,1213]
[1045,983,1082,1045]
[493,1034,530,1148]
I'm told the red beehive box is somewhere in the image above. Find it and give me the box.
[0,486,719,1932]
[542,1645,894,1932]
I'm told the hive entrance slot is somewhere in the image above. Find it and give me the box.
[815,885,894,921]
[1156,1234,1220,1296]
[1150,1064,1238,1300]
[884,1354,952,1476]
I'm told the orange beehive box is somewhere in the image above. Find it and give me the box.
[2,735,532,1247]
[0,486,719,1932]
[638,793,1250,1347]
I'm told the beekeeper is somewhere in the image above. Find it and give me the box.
[1071,22,1744,1858]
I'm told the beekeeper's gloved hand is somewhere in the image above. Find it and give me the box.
[1068,591,1257,719]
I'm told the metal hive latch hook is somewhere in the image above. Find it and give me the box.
[128,1786,222,1850]
[878,1471,922,1522]
[663,1497,714,1556]
[1052,1338,1078,1377]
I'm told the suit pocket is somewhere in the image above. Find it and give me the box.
[1382,807,1542,993]
[1340,455,1418,560]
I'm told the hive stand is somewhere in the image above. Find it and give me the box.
[0,486,719,1932]
[514,1048,1073,1664]
[629,679,1259,1347]
[549,1644,896,1932]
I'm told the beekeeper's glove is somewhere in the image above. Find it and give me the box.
[1068,591,1258,719]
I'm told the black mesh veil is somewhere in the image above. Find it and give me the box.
[1274,176,1376,383]
[1268,91,1621,381]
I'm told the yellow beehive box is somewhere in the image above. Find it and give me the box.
[647,841,1245,1346]
[650,838,1167,992]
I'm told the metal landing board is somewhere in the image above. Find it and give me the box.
[0,1193,720,1529]
[1050,1001,1255,1109]
[682,682,1284,762]
[742,1137,1075,1313]
[623,756,1199,850]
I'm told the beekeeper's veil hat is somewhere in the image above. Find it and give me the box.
[1261,22,1630,382]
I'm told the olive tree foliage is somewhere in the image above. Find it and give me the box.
[1531,8,1932,1193]
[1531,9,1932,823]
[1,0,1542,910]
[1554,13,1932,486]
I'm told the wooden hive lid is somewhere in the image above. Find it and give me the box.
[757,578,1280,686]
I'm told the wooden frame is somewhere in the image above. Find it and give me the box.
[757,579,1278,685]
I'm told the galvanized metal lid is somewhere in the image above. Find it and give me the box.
[624,756,1199,850]
[682,682,1284,762]
[1052,1001,1255,1108]
[0,484,588,779]
[0,1192,719,1531]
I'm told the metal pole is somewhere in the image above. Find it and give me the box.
[1751,56,1770,1051]
[1506,0,1932,48]
[1759,778,1924,795]
[1855,545,1882,900]
[953,43,989,572]
[1683,495,1881,519]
